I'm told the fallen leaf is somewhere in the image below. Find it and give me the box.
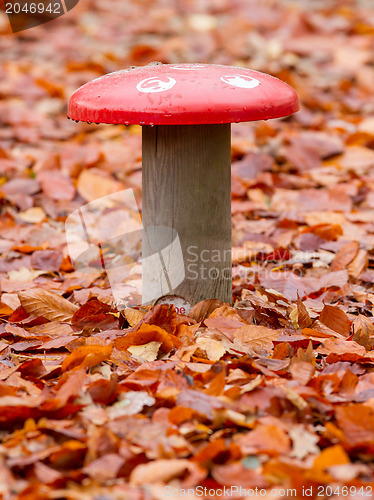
[9,267,44,285]
[319,305,351,337]
[127,341,162,362]
[290,360,315,385]
[236,424,290,456]
[123,308,146,327]
[83,454,125,482]
[38,170,75,201]
[61,344,113,372]
[77,169,122,202]
[289,425,320,459]
[17,207,46,223]
[18,289,78,322]
[130,459,206,487]
[330,241,359,271]
[317,338,366,357]
[233,325,279,356]
[335,403,374,447]
[352,315,374,350]
[195,337,226,361]
[188,299,224,322]
[115,324,181,354]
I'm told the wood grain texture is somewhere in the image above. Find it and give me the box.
[142,124,232,305]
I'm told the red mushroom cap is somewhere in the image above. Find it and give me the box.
[68,63,299,126]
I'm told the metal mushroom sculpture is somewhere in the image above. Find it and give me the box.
[68,63,299,310]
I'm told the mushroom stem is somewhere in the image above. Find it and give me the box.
[142,124,232,306]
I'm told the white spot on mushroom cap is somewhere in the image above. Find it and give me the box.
[169,64,206,70]
[136,76,176,93]
[220,75,260,89]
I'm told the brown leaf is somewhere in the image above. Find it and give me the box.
[138,304,177,334]
[38,335,77,350]
[233,325,279,356]
[18,289,78,322]
[330,241,359,271]
[352,315,374,351]
[71,299,118,329]
[38,170,75,201]
[83,454,125,482]
[317,338,366,357]
[348,249,368,278]
[236,424,290,456]
[290,360,315,385]
[42,369,86,411]
[296,295,312,329]
[188,299,224,322]
[28,322,75,337]
[33,462,62,485]
[30,250,63,272]
[204,316,246,341]
[211,462,268,488]
[319,305,351,337]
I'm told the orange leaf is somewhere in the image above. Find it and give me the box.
[335,403,374,447]
[0,302,14,317]
[313,444,350,470]
[290,360,315,385]
[61,344,112,372]
[296,295,312,329]
[191,439,227,463]
[168,406,200,425]
[236,424,290,456]
[138,304,177,334]
[305,224,343,241]
[307,445,350,482]
[319,305,351,337]
[317,338,366,357]
[115,323,181,354]
[11,244,44,254]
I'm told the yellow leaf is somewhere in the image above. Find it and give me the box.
[18,207,46,223]
[77,169,122,202]
[127,341,162,362]
[195,337,225,361]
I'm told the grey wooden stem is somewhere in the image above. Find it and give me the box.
[142,124,232,306]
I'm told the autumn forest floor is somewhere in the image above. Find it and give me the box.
[1,0,374,498]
